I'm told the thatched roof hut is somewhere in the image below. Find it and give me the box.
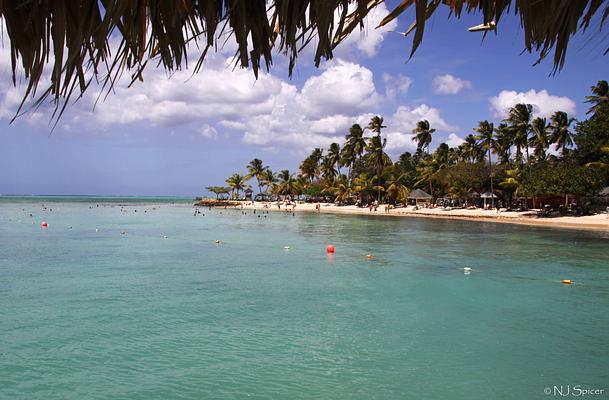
[2,1,608,120]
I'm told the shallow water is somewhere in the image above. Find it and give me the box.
[1,199,608,399]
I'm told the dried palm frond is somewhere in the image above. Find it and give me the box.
[1,0,608,123]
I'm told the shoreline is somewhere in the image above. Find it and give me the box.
[202,200,609,232]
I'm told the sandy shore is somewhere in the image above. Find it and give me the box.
[226,201,609,232]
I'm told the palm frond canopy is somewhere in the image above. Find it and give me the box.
[2,0,609,118]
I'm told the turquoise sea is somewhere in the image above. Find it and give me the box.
[1,197,608,399]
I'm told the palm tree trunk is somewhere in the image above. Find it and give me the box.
[488,148,494,208]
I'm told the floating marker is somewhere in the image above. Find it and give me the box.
[366,254,374,259]
[562,279,573,285]
[41,221,48,228]
[326,244,335,254]
[284,246,290,250]
[163,235,168,239]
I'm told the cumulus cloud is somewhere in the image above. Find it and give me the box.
[432,74,471,95]
[200,124,218,139]
[446,133,465,147]
[382,73,413,99]
[391,104,456,133]
[489,89,577,118]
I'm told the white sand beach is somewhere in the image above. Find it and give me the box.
[231,201,609,231]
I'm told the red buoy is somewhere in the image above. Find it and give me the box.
[41,221,48,228]
[326,244,335,253]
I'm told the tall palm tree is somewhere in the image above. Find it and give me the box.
[493,123,513,164]
[366,134,392,201]
[246,158,268,194]
[261,169,277,194]
[585,80,609,116]
[342,124,368,180]
[529,117,550,161]
[505,103,533,164]
[226,173,248,199]
[549,111,575,157]
[461,134,484,163]
[321,156,337,183]
[474,120,496,206]
[327,142,341,175]
[368,115,386,136]
[345,124,368,160]
[412,120,435,154]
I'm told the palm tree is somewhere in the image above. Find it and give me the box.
[226,173,248,199]
[493,123,513,164]
[352,174,384,204]
[549,111,575,157]
[261,169,277,194]
[327,142,341,175]
[368,115,386,136]
[474,120,496,206]
[366,135,392,201]
[585,80,609,116]
[321,156,337,183]
[412,120,435,154]
[529,117,550,161]
[343,124,368,177]
[385,173,409,204]
[461,134,484,163]
[505,103,533,164]
[246,158,268,194]
[274,170,300,198]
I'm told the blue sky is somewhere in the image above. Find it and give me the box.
[1,4,608,196]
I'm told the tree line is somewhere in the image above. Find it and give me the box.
[208,80,609,209]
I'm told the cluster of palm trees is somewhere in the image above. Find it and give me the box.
[210,81,609,206]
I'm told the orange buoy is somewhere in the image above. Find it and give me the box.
[41,221,48,228]
[562,279,573,285]
[326,244,335,254]
[366,254,374,259]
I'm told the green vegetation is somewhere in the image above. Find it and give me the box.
[212,80,609,209]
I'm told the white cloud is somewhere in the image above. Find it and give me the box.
[446,133,465,147]
[489,89,577,118]
[391,104,456,133]
[298,60,379,117]
[340,2,398,57]
[200,124,218,139]
[432,74,472,95]
[382,73,413,99]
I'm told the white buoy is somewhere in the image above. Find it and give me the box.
[463,267,472,272]
[95,228,99,232]
[284,246,290,250]
[163,235,168,239]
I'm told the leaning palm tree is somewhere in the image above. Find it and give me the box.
[246,158,268,195]
[585,80,609,116]
[549,111,575,157]
[366,135,392,201]
[529,117,550,161]
[505,103,533,164]
[412,120,435,154]
[474,120,496,206]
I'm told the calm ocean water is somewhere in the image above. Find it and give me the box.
[1,197,608,399]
